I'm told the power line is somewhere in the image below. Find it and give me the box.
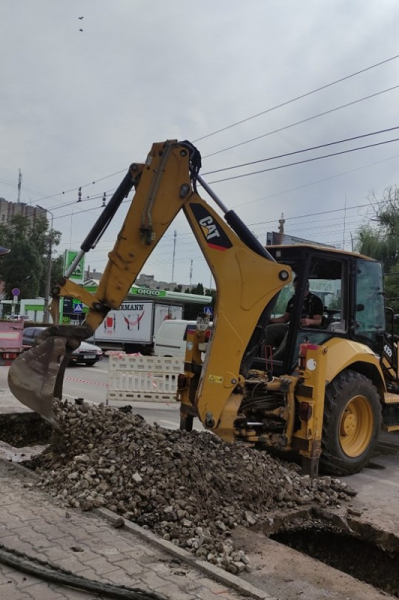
[204,83,399,159]
[208,137,399,185]
[203,125,399,176]
[32,169,127,204]
[230,151,399,209]
[59,213,370,259]
[193,53,399,143]
[9,116,398,215]
[4,52,399,209]
[53,192,378,249]
[47,144,399,220]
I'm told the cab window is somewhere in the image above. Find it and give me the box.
[355,259,385,341]
[307,257,347,333]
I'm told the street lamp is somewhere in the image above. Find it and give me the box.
[37,205,53,324]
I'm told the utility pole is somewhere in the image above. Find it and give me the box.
[171,230,177,283]
[37,205,54,323]
[189,259,193,291]
[17,169,22,203]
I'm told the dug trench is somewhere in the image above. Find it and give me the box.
[232,508,399,598]
[1,404,399,598]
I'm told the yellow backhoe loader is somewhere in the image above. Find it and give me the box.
[8,140,399,476]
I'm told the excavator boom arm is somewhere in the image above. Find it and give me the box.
[8,140,292,430]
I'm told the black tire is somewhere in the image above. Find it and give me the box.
[320,369,381,475]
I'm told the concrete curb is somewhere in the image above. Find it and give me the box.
[96,507,275,600]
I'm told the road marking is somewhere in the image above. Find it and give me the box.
[65,376,107,387]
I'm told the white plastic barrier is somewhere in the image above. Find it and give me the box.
[106,354,184,403]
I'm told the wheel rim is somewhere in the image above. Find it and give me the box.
[339,394,374,457]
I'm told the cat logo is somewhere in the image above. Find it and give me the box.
[190,203,233,250]
[199,216,221,241]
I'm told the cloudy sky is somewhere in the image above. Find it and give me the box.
[1,1,399,289]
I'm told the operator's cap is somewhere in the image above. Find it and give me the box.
[0,246,10,256]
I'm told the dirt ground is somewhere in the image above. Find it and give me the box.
[229,442,399,599]
[232,522,398,600]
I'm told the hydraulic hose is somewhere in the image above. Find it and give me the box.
[0,543,168,600]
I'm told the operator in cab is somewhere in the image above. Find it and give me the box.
[265,276,323,355]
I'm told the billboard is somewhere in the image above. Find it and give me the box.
[93,302,184,345]
[64,250,85,283]
[95,301,154,344]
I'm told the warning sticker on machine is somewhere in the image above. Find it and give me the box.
[208,374,223,384]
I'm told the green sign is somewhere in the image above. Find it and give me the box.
[131,287,167,297]
[64,250,85,283]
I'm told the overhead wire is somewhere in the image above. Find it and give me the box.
[59,211,370,251]
[204,83,399,159]
[7,57,399,210]
[230,151,399,209]
[55,196,379,249]
[32,169,127,204]
[193,52,399,143]
[10,88,398,274]
[202,125,399,176]
[44,133,399,218]
[208,137,399,184]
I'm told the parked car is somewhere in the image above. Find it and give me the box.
[22,326,103,366]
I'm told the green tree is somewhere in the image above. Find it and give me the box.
[204,288,216,310]
[1,238,42,299]
[356,185,399,269]
[183,282,209,319]
[355,185,399,321]
[190,283,204,295]
[0,214,61,301]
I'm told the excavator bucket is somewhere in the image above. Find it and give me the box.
[8,337,69,426]
[8,325,89,426]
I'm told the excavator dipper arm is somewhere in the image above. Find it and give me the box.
[8,140,291,430]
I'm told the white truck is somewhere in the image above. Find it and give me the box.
[91,300,184,354]
[21,286,213,354]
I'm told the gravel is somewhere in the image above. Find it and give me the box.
[31,400,357,573]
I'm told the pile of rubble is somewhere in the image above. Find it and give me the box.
[32,401,356,573]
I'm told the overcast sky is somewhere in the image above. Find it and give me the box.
[1,1,399,289]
